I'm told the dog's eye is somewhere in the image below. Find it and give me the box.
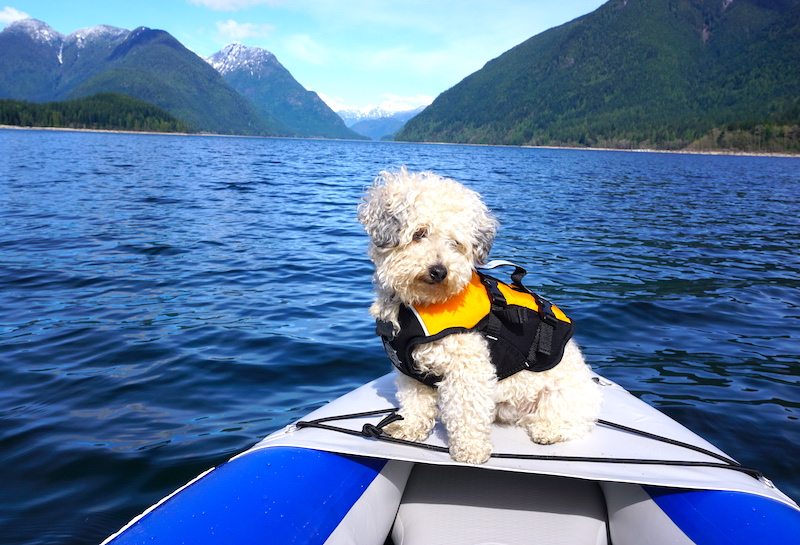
[412,228,428,242]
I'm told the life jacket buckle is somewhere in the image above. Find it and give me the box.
[376,319,396,341]
[534,295,559,326]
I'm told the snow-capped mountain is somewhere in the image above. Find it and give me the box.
[3,19,129,64]
[4,18,62,47]
[205,42,277,77]
[0,19,280,135]
[204,42,365,140]
[337,104,428,140]
[0,19,382,140]
[65,24,128,51]
[337,104,427,127]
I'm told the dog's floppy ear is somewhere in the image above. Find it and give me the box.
[363,210,402,248]
[357,184,403,248]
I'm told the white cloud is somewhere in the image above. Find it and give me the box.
[315,91,433,113]
[377,93,434,111]
[0,6,30,26]
[361,46,453,76]
[316,92,353,112]
[216,19,274,40]
[284,34,329,66]
[190,0,283,11]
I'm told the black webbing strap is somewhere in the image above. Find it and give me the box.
[294,408,765,480]
[526,294,558,359]
[529,321,554,358]
[482,313,504,340]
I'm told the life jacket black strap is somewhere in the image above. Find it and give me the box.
[480,273,508,313]
[530,294,560,358]
[482,312,503,341]
[530,322,554,359]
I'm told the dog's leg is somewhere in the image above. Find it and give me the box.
[384,374,438,442]
[520,342,602,444]
[521,386,594,444]
[426,333,497,464]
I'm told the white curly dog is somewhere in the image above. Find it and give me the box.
[358,168,602,464]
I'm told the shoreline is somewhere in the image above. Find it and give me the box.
[0,123,207,138]
[394,138,800,158]
[3,124,798,158]
[528,144,800,159]
[0,124,370,142]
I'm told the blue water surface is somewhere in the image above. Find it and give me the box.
[1,129,798,544]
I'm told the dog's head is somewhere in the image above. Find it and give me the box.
[358,167,497,305]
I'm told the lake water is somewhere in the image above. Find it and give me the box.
[1,128,798,544]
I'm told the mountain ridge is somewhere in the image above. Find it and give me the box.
[338,104,427,140]
[206,42,364,139]
[397,0,800,152]
[338,104,426,127]
[345,106,427,140]
[0,19,282,135]
[0,20,365,139]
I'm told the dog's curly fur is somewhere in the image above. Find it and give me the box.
[358,167,602,464]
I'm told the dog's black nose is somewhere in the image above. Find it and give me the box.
[428,264,448,284]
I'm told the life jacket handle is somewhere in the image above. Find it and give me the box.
[479,260,530,292]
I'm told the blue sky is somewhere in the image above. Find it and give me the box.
[1,1,606,111]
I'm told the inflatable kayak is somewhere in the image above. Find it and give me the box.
[102,373,800,545]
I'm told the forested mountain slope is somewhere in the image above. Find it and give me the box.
[398,0,800,152]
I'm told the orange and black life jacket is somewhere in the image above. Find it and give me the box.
[376,263,575,387]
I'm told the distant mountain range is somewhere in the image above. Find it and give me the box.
[337,105,426,126]
[0,19,365,139]
[6,0,798,151]
[343,106,427,141]
[398,0,800,152]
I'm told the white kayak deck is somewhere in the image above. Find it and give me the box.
[252,372,796,509]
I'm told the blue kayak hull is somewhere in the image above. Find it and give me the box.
[103,374,800,545]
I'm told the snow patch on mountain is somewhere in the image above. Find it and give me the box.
[6,19,131,64]
[66,25,128,49]
[206,42,278,77]
[318,94,432,127]
[7,18,63,46]
[8,19,128,47]
[337,104,428,127]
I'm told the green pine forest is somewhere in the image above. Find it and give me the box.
[0,92,195,133]
[397,0,800,154]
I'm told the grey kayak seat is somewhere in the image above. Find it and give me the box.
[392,464,609,545]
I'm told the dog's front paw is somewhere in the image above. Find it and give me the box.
[449,437,493,464]
[383,416,434,443]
